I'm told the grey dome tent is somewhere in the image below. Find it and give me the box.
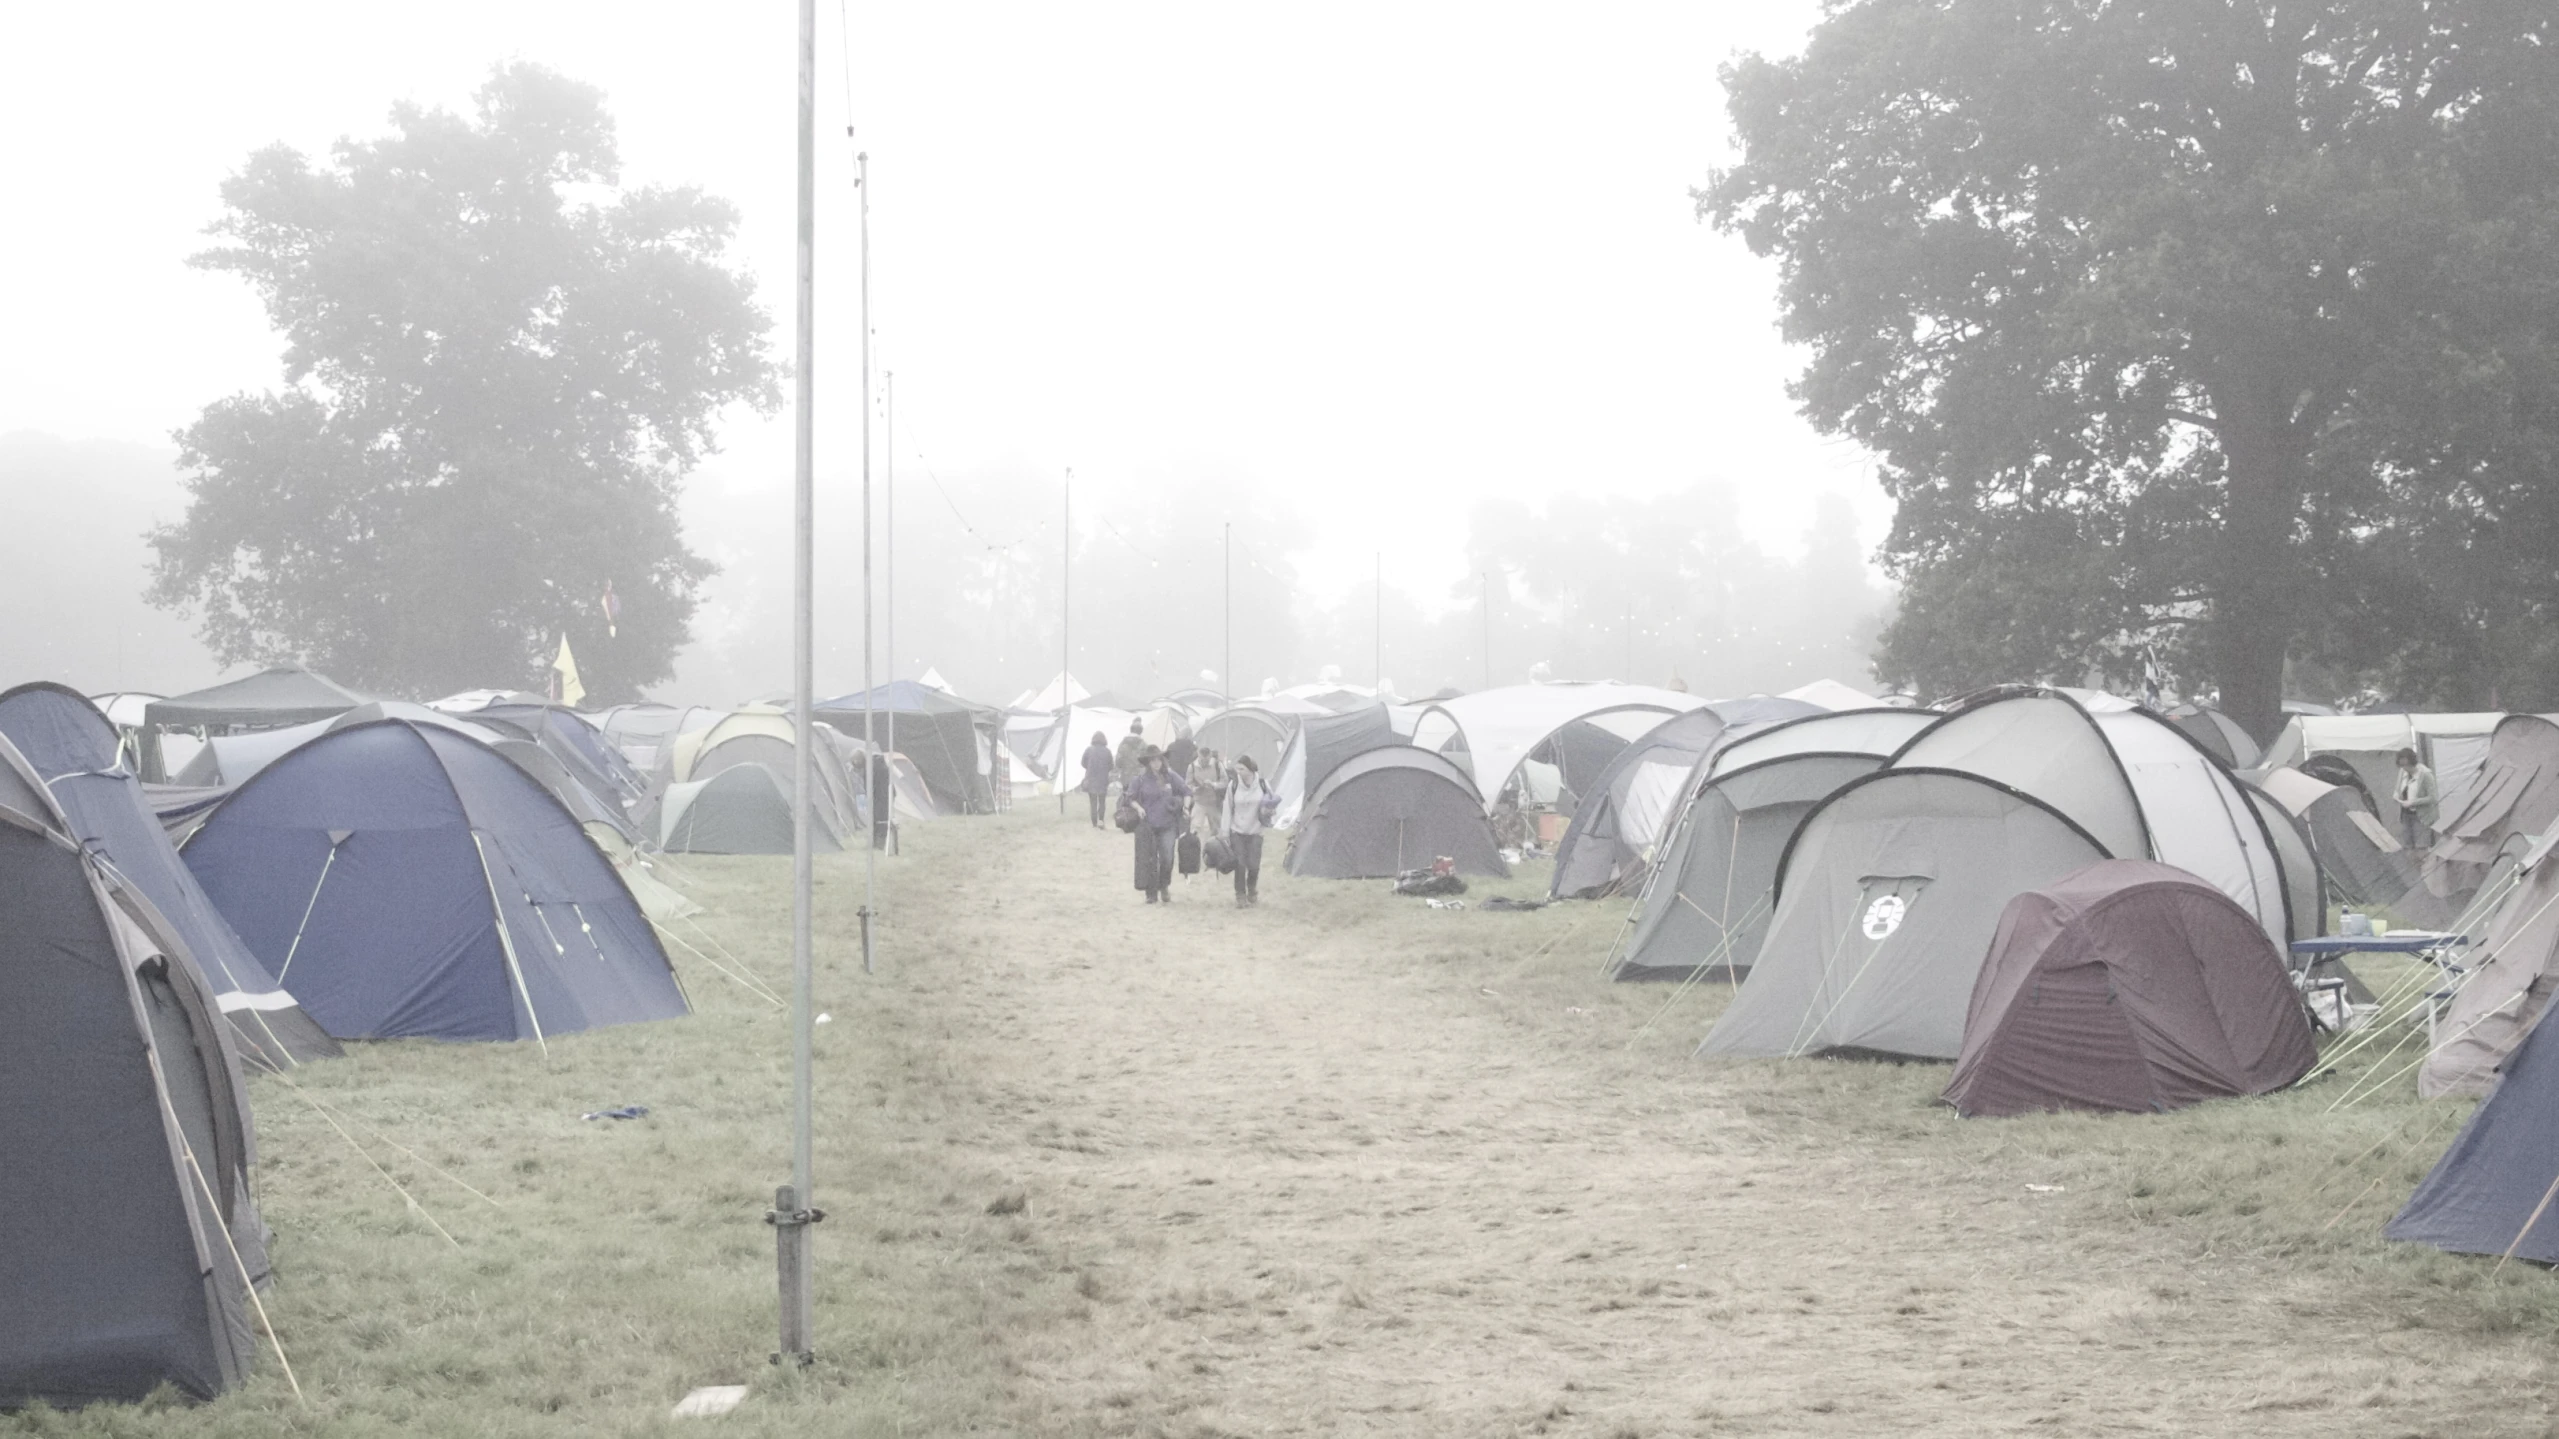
[1943,859,2316,1117]
[1285,746,1508,880]
[817,681,1001,814]
[2390,993,2559,1264]
[182,720,688,1044]
[0,682,340,1069]
[1548,697,1824,901]
[1701,690,2301,1061]
[1699,767,2113,1059]
[1614,708,1944,983]
[659,763,841,855]
[2165,703,2264,769]
[1270,701,1412,828]
[1194,706,1298,778]
[0,732,270,1407]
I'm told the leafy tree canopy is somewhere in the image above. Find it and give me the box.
[1702,0,2559,737]
[151,63,777,702]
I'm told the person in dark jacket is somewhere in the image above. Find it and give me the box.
[1128,746,1191,903]
[1113,720,1147,787]
[1078,731,1113,828]
[1164,726,1198,781]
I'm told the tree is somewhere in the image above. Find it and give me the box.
[151,63,777,702]
[1701,0,2559,737]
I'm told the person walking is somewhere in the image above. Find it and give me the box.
[1187,745,1226,840]
[2395,747,2440,852]
[1165,723,1198,780]
[1113,719,1147,789]
[1128,746,1190,904]
[1222,754,1273,908]
[1077,730,1114,829]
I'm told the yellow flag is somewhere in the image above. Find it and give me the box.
[550,633,586,708]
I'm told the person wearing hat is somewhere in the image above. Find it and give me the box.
[1127,745,1191,903]
[1221,754,1273,907]
[1113,717,1148,789]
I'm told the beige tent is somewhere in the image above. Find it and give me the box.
[2420,833,2559,1098]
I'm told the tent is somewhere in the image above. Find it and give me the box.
[1778,678,1883,712]
[817,680,1001,814]
[1284,746,1508,879]
[2239,777,2326,947]
[1408,683,1703,817]
[1270,701,1419,828]
[182,720,688,1043]
[2418,833,2559,1098]
[462,702,648,809]
[1943,859,2316,1116]
[2261,711,2505,831]
[1549,697,1825,900]
[0,683,341,1069]
[1699,767,2114,1059]
[1702,690,2300,1060]
[595,703,718,774]
[2255,765,2426,916]
[660,763,842,854]
[1615,707,1940,982]
[2423,714,2559,909]
[2390,993,2559,1264]
[140,667,373,781]
[2166,703,2266,769]
[0,732,270,1406]
[657,708,861,839]
[1193,706,1301,778]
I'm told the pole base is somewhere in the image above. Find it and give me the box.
[767,1184,825,1365]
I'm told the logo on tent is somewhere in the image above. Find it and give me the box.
[1862,893,1908,940]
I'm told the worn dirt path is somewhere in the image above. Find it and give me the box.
[840,809,2559,1437]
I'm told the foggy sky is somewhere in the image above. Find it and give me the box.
[0,3,1888,705]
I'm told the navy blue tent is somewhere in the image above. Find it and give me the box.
[2389,1000,2559,1263]
[182,720,688,1044]
[0,682,340,1069]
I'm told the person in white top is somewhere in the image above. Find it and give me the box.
[1221,755,1273,908]
[2395,747,2439,851]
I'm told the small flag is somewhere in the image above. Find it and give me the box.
[2141,644,2163,711]
[600,580,621,639]
[551,634,586,708]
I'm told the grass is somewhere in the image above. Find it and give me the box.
[12,808,2559,1435]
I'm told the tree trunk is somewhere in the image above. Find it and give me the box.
[2211,385,2309,747]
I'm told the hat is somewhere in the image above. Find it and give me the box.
[1140,744,1164,762]
[1129,719,1144,733]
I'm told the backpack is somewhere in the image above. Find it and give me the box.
[1114,796,1140,832]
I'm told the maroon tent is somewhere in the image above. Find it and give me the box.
[1944,859,2315,1118]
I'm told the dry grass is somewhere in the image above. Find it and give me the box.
[13,806,2559,1435]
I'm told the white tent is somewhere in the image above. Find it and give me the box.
[2261,712,2504,827]
[1009,672,1094,713]
[1778,678,1879,712]
[1408,682,1703,813]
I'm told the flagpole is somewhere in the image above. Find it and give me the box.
[858,147,877,978]
[775,0,820,1369]
[1056,467,1071,817]
[884,368,896,811]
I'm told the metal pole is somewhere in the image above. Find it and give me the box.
[1374,551,1381,692]
[774,0,820,1370]
[1223,522,1231,710]
[1057,468,1070,815]
[859,149,877,974]
[1481,570,1490,691]
[884,368,895,822]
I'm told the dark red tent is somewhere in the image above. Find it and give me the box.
[1944,859,2315,1117]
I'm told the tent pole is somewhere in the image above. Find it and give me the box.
[470,833,548,1058]
[776,0,821,1370]
[1223,522,1231,711]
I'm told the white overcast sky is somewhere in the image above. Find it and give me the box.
[1,2,1880,636]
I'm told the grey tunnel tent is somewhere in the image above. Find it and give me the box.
[0,732,269,1408]
[1193,706,1298,779]
[2424,713,2559,914]
[1942,859,2316,1117]
[1285,745,1509,880]
[2419,833,2559,1099]
[2255,765,2431,921]
[0,682,340,1069]
[181,719,689,1043]
[1614,707,1941,982]
[1547,696,1824,901]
